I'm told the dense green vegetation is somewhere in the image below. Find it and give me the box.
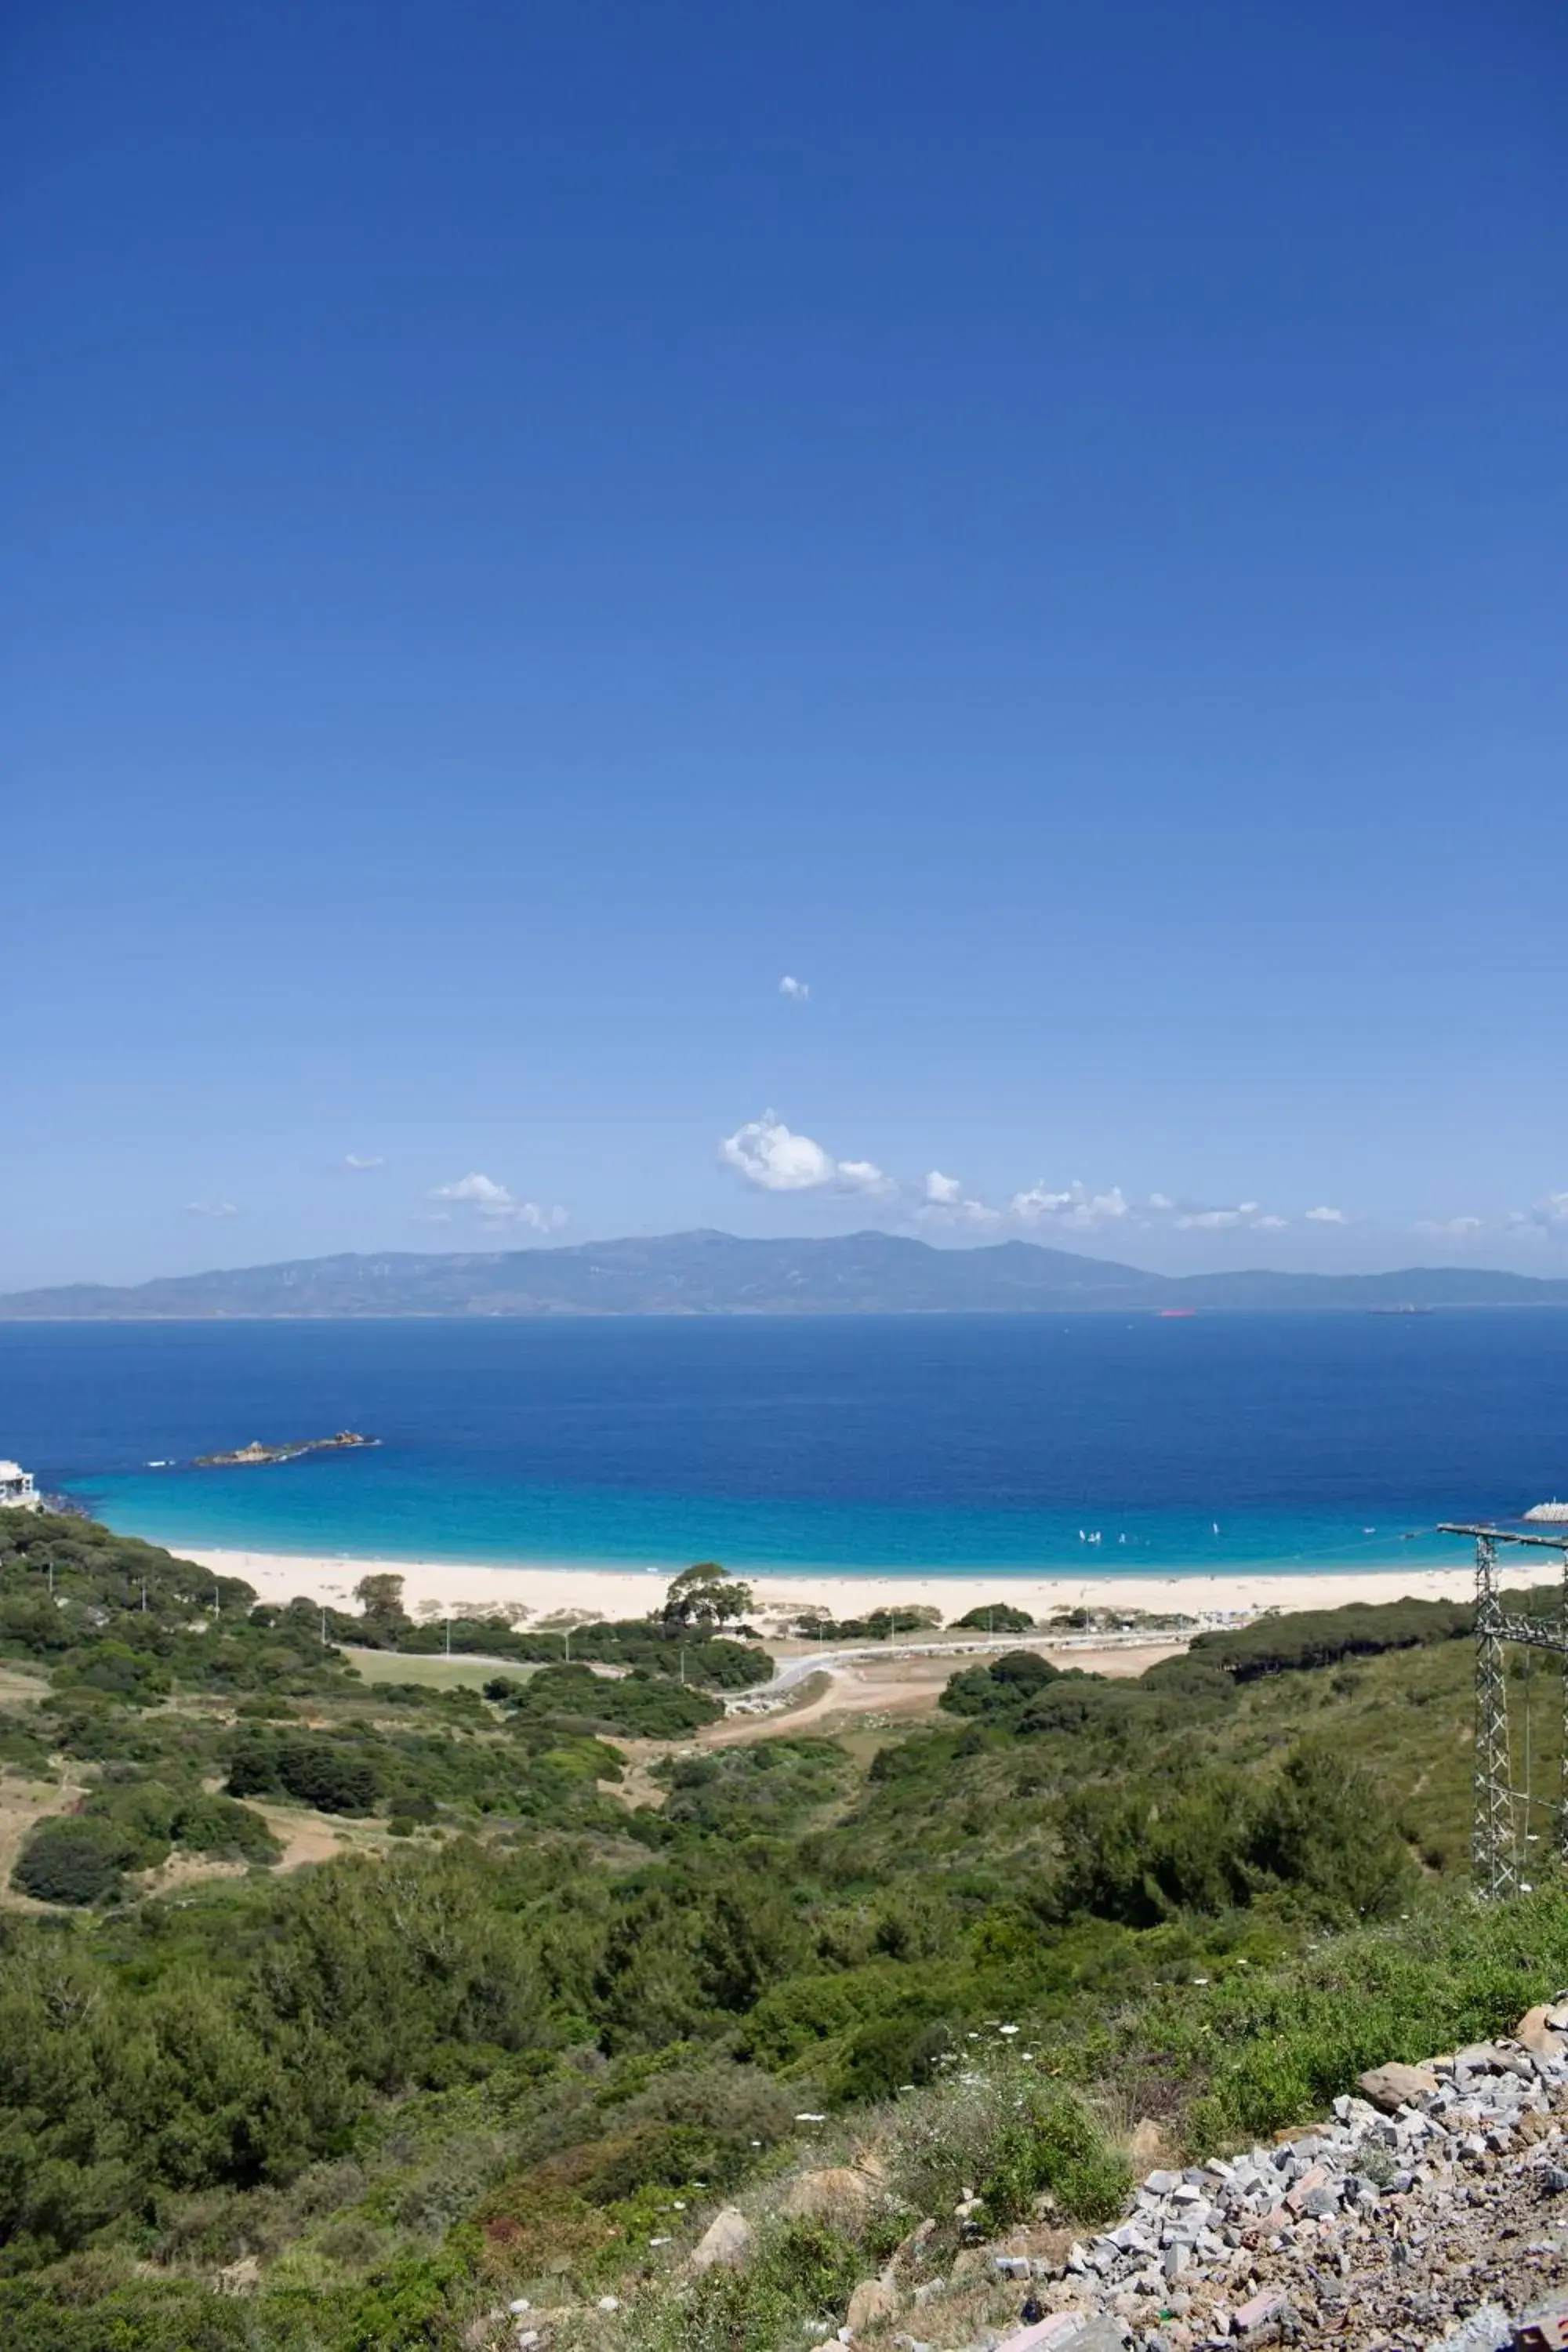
[1185,1593,1474,1679]
[485,1663,724,1738]
[949,1601,1035,1632]
[0,1508,1559,2350]
[331,1567,773,1690]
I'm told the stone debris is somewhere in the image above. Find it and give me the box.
[1357,2060,1443,2111]
[783,2165,887,2223]
[847,2278,901,2331]
[924,2001,1568,2352]
[688,2203,753,2273]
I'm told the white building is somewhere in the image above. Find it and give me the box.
[0,1460,42,1512]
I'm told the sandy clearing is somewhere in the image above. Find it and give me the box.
[245,1798,358,1870]
[0,1777,82,1907]
[704,1637,1188,1744]
[0,1664,49,1705]
[338,1646,527,1688]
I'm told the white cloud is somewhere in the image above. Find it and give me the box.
[1010,1181,1131,1232]
[340,1153,385,1171]
[779,975,810,1000]
[1513,1191,1568,1235]
[713,1134,1321,1245]
[719,1116,890,1196]
[1418,1215,1484,1243]
[429,1173,567,1232]
[187,1200,238,1218]
[1174,1200,1272,1231]
[432,1172,512,1209]
[919,1170,1001,1227]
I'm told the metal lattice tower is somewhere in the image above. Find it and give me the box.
[1471,1534,1516,1898]
[1560,1546,1568,1860]
[1441,1524,1568,1900]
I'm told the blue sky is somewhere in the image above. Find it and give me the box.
[4,0,1565,1287]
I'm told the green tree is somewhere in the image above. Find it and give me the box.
[659,1563,755,1630]
[354,1572,408,1623]
[1254,1743,1417,1919]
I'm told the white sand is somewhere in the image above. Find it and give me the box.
[180,1546,1557,1629]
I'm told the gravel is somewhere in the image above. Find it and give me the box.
[972,2002,1568,2352]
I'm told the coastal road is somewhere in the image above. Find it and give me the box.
[739,1625,1192,1700]
[711,1630,1189,1742]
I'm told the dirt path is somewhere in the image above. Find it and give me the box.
[706,1638,1188,1746]
[0,1777,86,1907]
[247,1800,358,1869]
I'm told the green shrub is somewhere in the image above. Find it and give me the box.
[54,1642,172,1706]
[496,1664,721,1739]
[170,1792,282,1862]
[401,1614,772,1690]
[1055,1745,1414,1928]
[227,1732,379,1814]
[1249,1742,1417,1919]
[951,1603,1035,1632]
[889,2058,1129,2230]
[1189,1597,1470,1682]
[11,1815,140,1906]
[619,2215,874,2352]
[978,2092,1130,2226]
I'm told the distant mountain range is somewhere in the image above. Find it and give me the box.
[3,1230,1566,1317]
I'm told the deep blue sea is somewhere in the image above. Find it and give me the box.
[2,1315,1566,1581]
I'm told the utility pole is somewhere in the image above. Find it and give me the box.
[1441,1524,1568,1899]
[1560,1546,1568,1865]
[320,1606,328,1647]
[445,1615,451,1657]
[1472,1534,1515,1900]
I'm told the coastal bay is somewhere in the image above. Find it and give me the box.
[6,1312,1566,1588]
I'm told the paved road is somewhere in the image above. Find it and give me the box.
[732,1627,1189,1710]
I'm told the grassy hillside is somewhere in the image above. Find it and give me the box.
[0,1508,1559,2350]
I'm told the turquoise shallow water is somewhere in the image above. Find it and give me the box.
[2,1312,1565,1579]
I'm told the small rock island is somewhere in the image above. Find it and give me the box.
[194,1431,380,1468]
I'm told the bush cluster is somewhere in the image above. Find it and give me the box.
[1188,1595,1472,1681]
[227,1730,380,1813]
[486,1664,722,1738]
[0,1508,1543,2352]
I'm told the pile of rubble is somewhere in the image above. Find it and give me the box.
[944,2002,1568,2352]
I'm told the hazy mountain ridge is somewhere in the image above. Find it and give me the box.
[3,1229,1566,1316]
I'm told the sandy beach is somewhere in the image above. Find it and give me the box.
[180,1546,1556,1630]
